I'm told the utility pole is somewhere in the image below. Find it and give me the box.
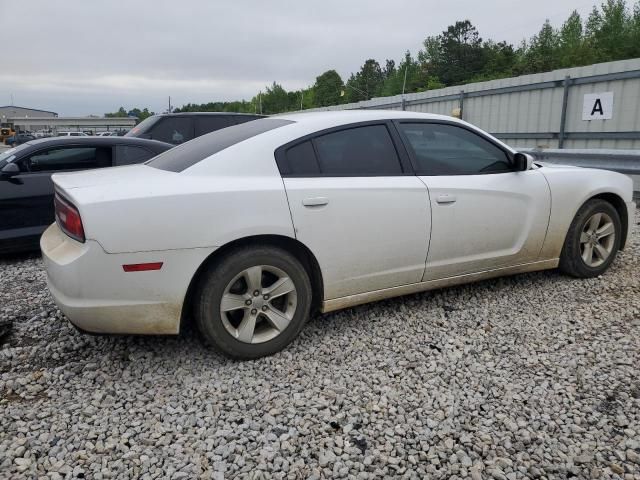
[300,91,304,111]
[402,66,408,95]
[168,96,172,113]
[259,92,262,115]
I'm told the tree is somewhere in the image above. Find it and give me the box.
[591,0,631,60]
[557,11,594,67]
[260,82,289,114]
[436,20,486,85]
[105,106,128,118]
[631,2,640,56]
[522,20,560,73]
[480,41,516,79]
[127,107,155,122]
[345,59,384,102]
[383,59,396,79]
[313,70,344,107]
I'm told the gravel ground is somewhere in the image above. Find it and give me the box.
[1,211,639,480]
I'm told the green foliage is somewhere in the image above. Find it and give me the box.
[345,59,384,102]
[313,70,344,107]
[104,106,128,118]
[156,0,640,116]
[105,106,155,124]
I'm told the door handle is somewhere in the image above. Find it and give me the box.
[436,194,457,204]
[302,197,329,207]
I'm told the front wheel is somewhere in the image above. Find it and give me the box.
[559,199,621,278]
[194,246,312,359]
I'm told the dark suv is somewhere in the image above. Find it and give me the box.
[125,112,264,145]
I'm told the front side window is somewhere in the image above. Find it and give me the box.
[25,147,112,172]
[398,123,512,175]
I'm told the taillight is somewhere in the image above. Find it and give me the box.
[54,193,85,243]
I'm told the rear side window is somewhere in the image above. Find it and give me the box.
[149,117,193,145]
[279,124,403,177]
[194,116,236,136]
[25,147,112,172]
[398,123,511,175]
[147,118,294,172]
[280,141,320,175]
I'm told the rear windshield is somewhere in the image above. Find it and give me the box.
[146,118,294,172]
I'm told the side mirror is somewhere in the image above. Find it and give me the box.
[0,162,20,178]
[513,152,534,171]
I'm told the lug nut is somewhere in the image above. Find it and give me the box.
[251,308,257,315]
[245,299,252,306]
[263,294,269,300]
[262,305,268,311]
[253,290,260,296]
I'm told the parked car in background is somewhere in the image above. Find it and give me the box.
[0,136,172,253]
[57,132,88,137]
[126,112,264,145]
[41,111,635,359]
[96,132,115,137]
[6,133,36,146]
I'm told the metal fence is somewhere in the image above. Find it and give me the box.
[305,58,640,150]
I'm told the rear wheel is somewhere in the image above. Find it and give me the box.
[559,199,621,278]
[194,246,312,359]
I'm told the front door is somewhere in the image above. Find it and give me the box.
[396,121,551,281]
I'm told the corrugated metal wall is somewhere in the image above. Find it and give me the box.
[304,59,640,149]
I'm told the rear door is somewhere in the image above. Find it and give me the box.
[396,121,550,280]
[279,122,431,300]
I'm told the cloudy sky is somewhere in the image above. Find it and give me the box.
[3,0,597,116]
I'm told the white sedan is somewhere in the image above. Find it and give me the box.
[41,111,635,359]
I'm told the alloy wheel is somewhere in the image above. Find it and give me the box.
[219,265,298,344]
[580,212,616,268]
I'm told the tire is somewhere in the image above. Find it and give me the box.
[194,246,312,359]
[559,199,621,278]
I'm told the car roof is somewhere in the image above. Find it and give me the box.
[275,109,456,127]
[20,136,173,152]
[152,112,266,118]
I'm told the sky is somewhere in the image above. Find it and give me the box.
[1,0,599,116]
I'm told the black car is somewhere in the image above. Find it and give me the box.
[126,112,264,145]
[0,136,172,253]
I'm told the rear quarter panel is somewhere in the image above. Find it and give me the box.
[73,175,294,253]
[538,166,633,259]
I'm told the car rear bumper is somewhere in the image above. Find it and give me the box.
[624,200,635,249]
[41,223,215,335]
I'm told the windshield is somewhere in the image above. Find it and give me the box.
[146,118,294,172]
[0,144,29,168]
[125,115,161,137]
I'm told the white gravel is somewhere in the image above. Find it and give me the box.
[1,210,639,479]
